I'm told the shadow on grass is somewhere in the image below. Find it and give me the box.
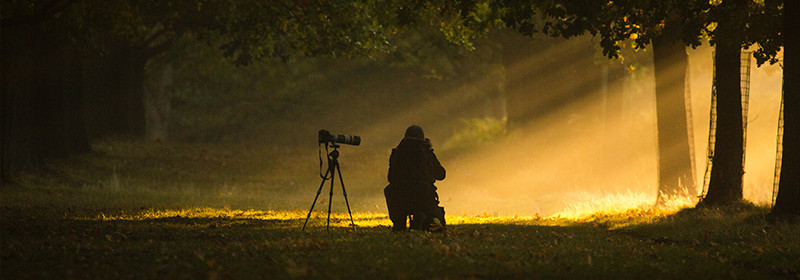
[3,203,799,279]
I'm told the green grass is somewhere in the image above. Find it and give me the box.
[2,140,799,279]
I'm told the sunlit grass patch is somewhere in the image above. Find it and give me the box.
[88,208,306,221]
[64,187,703,231]
[82,207,584,229]
[547,190,696,227]
[79,207,394,230]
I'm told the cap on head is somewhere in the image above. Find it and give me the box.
[404,125,424,139]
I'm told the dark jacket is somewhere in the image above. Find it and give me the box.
[385,136,447,231]
[388,137,446,186]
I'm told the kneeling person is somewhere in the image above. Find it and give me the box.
[384,125,446,232]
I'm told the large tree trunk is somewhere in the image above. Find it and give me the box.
[83,41,149,138]
[698,0,749,207]
[771,0,800,217]
[699,44,745,206]
[652,36,696,201]
[1,25,91,184]
[118,46,149,137]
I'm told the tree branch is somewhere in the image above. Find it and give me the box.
[1,0,77,28]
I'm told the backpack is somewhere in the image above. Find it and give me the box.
[409,206,446,232]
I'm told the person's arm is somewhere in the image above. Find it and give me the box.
[387,148,397,183]
[425,139,446,181]
[431,152,446,181]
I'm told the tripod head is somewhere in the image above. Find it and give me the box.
[327,144,340,159]
[318,142,342,180]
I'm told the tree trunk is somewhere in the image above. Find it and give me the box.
[771,0,800,217]
[698,0,750,207]
[106,43,148,137]
[700,44,744,206]
[652,36,696,201]
[119,47,149,137]
[1,25,91,184]
[83,42,149,138]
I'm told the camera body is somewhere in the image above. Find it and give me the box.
[318,130,361,146]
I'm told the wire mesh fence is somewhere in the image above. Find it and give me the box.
[699,50,752,200]
[772,89,784,206]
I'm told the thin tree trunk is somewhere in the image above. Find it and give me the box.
[698,0,750,207]
[700,44,744,206]
[771,0,800,217]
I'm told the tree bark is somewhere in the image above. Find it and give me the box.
[771,0,800,217]
[83,41,149,138]
[698,0,750,207]
[1,25,91,184]
[699,43,744,206]
[118,46,149,137]
[652,35,696,201]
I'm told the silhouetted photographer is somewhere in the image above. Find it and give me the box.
[384,125,446,232]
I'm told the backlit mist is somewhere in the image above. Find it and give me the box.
[291,41,784,218]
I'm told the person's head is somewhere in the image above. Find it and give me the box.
[404,125,424,140]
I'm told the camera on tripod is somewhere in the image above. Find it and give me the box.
[318,130,361,146]
[304,129,361,231]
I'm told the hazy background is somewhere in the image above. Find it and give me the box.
[147,33,784,217]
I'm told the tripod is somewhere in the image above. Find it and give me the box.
[301,143,357,231]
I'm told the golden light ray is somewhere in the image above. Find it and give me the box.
[282,40,783,220]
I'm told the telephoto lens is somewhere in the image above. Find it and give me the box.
[332,134,360,145]
[318,130,361,146]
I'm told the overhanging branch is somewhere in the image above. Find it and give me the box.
[1,0,77,28]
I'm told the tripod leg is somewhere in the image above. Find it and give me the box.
[327,163,336,231]
[302,167,331,231]
[336,161,357,231]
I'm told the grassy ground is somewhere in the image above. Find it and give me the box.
[2,140,799,279]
